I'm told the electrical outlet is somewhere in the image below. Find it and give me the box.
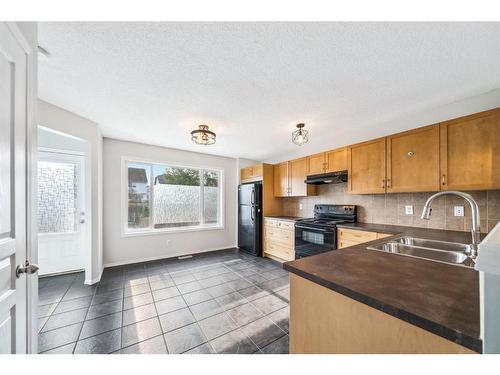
[405,205,413,215]
[454,206,464,217]
[166,239,171,247]
[299,203,303,210]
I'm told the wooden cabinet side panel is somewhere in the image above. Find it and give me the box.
[262,164,283,216]
[289,274,475,354]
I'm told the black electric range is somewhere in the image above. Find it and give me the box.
[294,204,357,259]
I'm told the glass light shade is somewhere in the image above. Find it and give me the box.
[292,123,309,146]
[191,125,216,145]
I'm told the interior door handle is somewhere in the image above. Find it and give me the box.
[16,261,39,278]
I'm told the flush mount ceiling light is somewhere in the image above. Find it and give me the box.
[191,124,216,145]
[292,123,309,146]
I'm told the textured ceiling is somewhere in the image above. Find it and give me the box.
[38,22,500,161]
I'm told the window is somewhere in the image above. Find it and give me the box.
[125,159,222,234]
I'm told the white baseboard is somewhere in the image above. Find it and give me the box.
[103,245,238,269]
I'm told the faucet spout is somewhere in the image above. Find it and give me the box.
[421,191,481,258]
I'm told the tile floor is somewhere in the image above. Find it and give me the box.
[38,249,290,354]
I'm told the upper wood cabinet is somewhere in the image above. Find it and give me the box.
[240,164,263,183]
[308,152,326,175]
[386,125,440,193]
[348,138,387,194]
[273,162,289,197]
[289,157,313,197]
[326,148,347,173]
[440,109,500,191]
[274,158,316,197]
[307,148,347,176]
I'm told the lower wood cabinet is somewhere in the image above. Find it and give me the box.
[289,274,475,353]
[337,228,391,249]
[264,218,295,262]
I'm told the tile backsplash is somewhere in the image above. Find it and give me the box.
[282,183,500,233]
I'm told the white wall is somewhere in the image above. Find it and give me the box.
[103,138,238,267]
[37,100,103,283]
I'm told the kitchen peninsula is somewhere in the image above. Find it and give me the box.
[284,224,481,354]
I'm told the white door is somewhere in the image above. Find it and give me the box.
[0,23,33,354]
[37,150,86,275]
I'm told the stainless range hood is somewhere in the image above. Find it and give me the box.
[304,170,348,185]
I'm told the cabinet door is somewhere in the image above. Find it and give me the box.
[308,152,326,175]
[348,138,386,194]
[386,125,440,193]
[252,164,263,178]
[240,166,253,182]
[326,148,347,172]
[273,162,289,197]
[289,157,311,197]
[440,109,500,190]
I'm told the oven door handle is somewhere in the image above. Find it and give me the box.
[295,225,335,233]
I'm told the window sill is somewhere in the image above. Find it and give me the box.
[121,224,225,238]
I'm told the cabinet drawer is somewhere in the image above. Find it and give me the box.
[338,228,377,242]
[264,218,278,228]
[337,239,360,249]
[265,241,294,261]
[276,220,295,231]
[265,227,295,247]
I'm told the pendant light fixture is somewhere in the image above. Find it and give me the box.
[292,123,309,146]
[191,124,216,145]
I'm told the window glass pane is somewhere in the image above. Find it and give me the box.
[203,170,219,224]
[153,166,201,228]
[128,163,150,229]
[38,161,78,233]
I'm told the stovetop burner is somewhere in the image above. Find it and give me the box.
[296,204,358,228]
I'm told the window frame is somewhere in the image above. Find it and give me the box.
[121,156,225,237]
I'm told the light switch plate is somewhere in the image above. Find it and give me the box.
[454,206,464,217]
[299,203,303,210]
[405,205,414,215]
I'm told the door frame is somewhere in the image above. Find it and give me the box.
[5,22,37,354]
[37,147,88,277]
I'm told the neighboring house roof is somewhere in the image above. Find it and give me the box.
[128,168,148,184]
[154,175,168,185]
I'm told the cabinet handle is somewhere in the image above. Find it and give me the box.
[386,178,391,189]
[441,174,446,185]
[381,179,385,189]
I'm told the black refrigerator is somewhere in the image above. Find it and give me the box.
[238,182,263,256]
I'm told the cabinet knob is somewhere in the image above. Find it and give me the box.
[407,151,415,157]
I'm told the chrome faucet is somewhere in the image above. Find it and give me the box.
[421,191,481,258]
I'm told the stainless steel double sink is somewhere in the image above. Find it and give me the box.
[366,236,475,268]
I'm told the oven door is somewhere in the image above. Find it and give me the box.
[294,224,337,259]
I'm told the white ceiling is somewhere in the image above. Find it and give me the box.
[38,22,500,162]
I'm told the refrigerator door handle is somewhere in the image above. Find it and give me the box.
[251,206,255,221]
[251,188,255,205]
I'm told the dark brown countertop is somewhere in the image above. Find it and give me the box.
[283,224,482,353]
